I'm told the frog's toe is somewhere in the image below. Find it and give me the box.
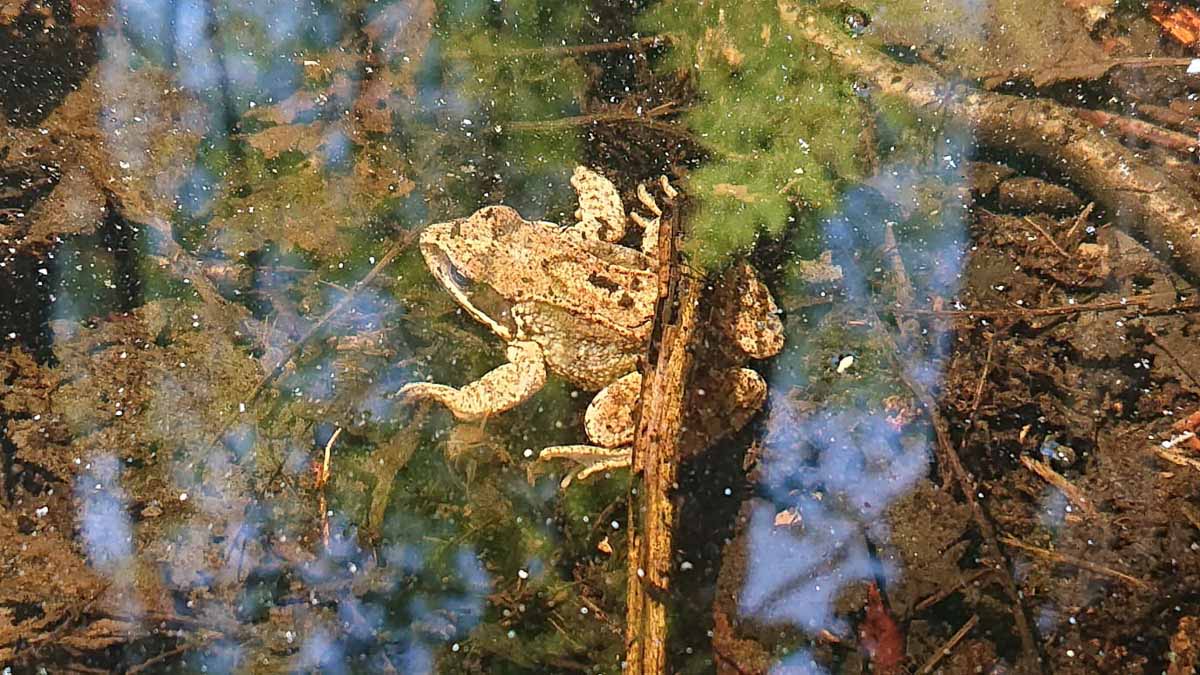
[538,445,631,488]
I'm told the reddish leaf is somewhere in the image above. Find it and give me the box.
[859,583,905,675]
[1149,1,1200,48]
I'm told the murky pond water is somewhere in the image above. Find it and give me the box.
[3,0,1200,672]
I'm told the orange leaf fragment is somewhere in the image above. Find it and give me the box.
[1149,1,1200,48]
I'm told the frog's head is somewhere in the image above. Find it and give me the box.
[419,205,525,341]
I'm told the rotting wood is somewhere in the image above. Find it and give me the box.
[782,5,1200,283]
[1073,108,1199,156]
[625,181,697,675]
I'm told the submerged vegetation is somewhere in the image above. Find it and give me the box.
[13,0,1200,671]
[639,0,867,268]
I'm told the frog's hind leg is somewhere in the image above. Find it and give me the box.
[399,341,547,421]
[568,166,627,242]
[539,371,642,488]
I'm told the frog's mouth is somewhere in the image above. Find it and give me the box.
[426,247,517,341]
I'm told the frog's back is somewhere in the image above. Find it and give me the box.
[512,302,643,391]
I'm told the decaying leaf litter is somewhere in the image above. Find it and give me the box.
[3,0,1200,672]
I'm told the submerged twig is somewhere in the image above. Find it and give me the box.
[1021,215,1072,258]
[625,181,691,675]
[785,6,1200,281]
[999,535,1150,589]
[505,105,681,133]
[916,614,979,675]
[1074,108,1199,156]
[239,231,417,407]
[979,56,1197,89]
[514,35,671,58]
[897,294,1200,320]
[1019,455,1098,518]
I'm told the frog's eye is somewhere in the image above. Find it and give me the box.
[448,264,471,289]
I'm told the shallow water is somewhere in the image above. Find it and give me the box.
[2,0,1200,673]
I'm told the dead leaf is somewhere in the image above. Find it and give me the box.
[712,183,758,203]
[1150,1,1200,48]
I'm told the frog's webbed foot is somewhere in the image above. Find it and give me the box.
[539,371,641,487]
[568,166,627,243]
[630,176,677,259]
[399,341,547,421]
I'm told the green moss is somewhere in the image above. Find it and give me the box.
[638,0,867,267]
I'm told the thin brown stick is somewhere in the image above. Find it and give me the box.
[1157,444,1200,471]
[1019,455,1098,518]
[1074,108,1199,156]
[127,638,215,674]
[1063,202,1095,241]
[1021,215,1072,258]
[240,232,416,406]
[914,568,996,612]
[505,106,679,133]
[916,614,980,675]
[980,57,1197,88]
[514,35,671,58]
[898,294,1200,319]
[999,535,1151,589]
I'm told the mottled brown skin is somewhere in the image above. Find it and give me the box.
[400,167,784,486]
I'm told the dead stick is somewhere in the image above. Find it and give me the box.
[916,614,979,675]
[1136,103,1200,136]
[1021,216,1072,258]
[506,107,677,133]
[240,231,416,407]
[1019,456,1098,518]
[898,295,1200,319]
[625,185,696,674]
[786,7,1200,282]
[914,568,996,612]
[1074,108,1199,156]
[513,35,670,58]
[979,56,1197,86]
[999,535,1150,589]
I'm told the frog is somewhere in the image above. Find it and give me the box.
[399,166,784,486]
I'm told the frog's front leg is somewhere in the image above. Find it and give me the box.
[567,166,627,243]
[399,341,547,421]
[539,372,641,487]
